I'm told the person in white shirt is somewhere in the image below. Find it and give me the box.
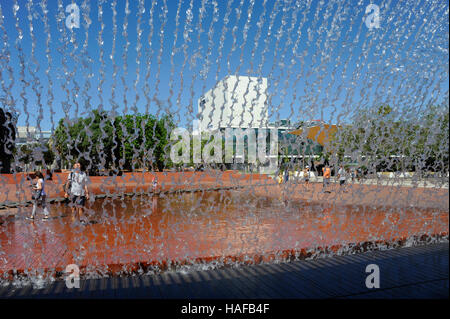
[337,165,348,192]
[65,162,90,223]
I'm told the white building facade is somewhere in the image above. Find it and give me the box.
[192,76,279,173]
[16,126,51,146]
[198,75,269,131]
[171,76,327,174]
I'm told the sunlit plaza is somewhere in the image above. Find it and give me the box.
[0,0,448,303]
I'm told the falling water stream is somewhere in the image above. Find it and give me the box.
[0,0,448,289]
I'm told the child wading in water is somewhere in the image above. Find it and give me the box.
[26,171,50,220]
[277,171,287,204]
[303,166,310,185]
[322,165,331,193]
[277,172,283,184]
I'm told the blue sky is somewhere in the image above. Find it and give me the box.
[0,0,448,132]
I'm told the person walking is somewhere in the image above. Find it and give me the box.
[338,165,348,192]
[26,171,50,220]
[277,171,283,184]
[64,162,90,224]
[63,163,76,206]
[303,166,310,185]
[356,167,363,183]
[152,175,158,192]
[284,169,289,183]
[322,165,331,193]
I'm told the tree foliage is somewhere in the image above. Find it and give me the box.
[53,110,175,173]
[329,104,449,173]
[15,142,55,170]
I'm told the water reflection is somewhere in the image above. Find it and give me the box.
[0,189,447,283]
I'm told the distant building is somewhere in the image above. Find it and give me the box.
[198,75,268,131]
[196,76,325,173]
[15,126,52,146]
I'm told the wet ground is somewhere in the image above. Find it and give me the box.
[0,185,448,282]
[3,242,447,299]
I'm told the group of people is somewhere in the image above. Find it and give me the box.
[277,166,311,184]
[276,169,290,184]
[26,162,90,223]
[323,164,351,193]
[276,164,353,193]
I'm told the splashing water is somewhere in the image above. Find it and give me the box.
[0,0,448,288]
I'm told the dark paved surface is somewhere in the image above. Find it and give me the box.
[1,243,448,299]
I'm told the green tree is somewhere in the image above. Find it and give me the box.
[53,110,175,173]
[330,104,449,173]
[16,142,55,170]
[17,144,33,167]
[113,114,175,171]
[53,110,115,173]
[413,105,449,173]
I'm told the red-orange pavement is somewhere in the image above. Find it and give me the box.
[0,171,271,205]
[0,172,448,281]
